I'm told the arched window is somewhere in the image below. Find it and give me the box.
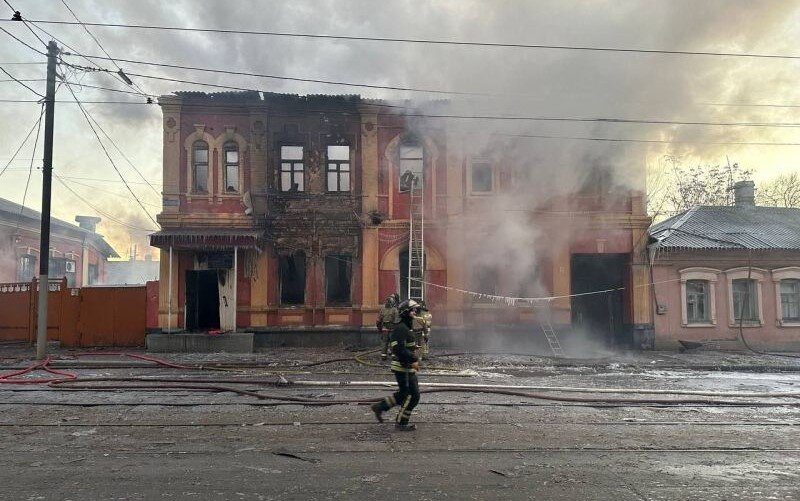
[399,139,423,192]
[192,141,209,193]
[223,141,239,193]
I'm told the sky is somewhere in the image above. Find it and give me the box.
[1,0,799,260]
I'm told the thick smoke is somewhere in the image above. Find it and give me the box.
[0,0,798,293]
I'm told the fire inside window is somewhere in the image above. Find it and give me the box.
[327,145,351,192]
[193,141,209,193]
[223,142,239,193]
[280,146,304,192]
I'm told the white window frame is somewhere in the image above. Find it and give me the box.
[679,268,719,327]
[468,158,494,195]
[725,267,766,327]
[772,267,800,327]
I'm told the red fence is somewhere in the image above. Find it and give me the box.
[0,279,146,347]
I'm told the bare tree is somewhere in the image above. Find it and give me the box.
[647,156,751,221]
[756,172,800,208]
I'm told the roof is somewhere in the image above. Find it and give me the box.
[0,198,119,257]
[649,205,800,251]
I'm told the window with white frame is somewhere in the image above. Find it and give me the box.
[471,161,493,193]
[280,146,304,192]
[223,141,240,193]
[780,279,800,322]
[686,280,711,324]
[772,268,800,325]
[732,279,759,323]
[679,268,719,326]
[326,145,350,192]
[192,141,209,193]
[399,141,423,186]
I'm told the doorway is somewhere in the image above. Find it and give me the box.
[570,254,628,346]
[185,270,220,331]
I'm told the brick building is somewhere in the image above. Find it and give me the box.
[0,198,118,286]
[151,91,653,347]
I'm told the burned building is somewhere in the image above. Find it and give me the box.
[150,91,653,348]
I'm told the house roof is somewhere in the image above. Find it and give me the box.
[649,205,800,251]
[0,197,120,257]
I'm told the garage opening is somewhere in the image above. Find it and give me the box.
[570,253,628,347]
[185,270,220,331]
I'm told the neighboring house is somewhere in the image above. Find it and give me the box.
[649,181,800,351]
[0,199,119,286]
[150,91,652,347]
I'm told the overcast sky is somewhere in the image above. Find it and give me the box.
[1,0,799,258]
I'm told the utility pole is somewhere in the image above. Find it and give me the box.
[36,41,58,359]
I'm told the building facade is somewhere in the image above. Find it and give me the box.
[0,199,118,287]
[151,92,653,347]
[649,182,800,351]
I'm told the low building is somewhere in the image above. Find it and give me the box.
[150,91,653,348]
[104,256,160,285]
[0,199,119,286]
[649,181,800,351]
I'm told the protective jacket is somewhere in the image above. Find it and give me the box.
[389,321,418,373]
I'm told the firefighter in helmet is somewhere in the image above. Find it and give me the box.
[371,299,422,431]
[412,300,432,360]
[376,294,399,360]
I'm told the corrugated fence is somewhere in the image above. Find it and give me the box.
[0,279,146,347]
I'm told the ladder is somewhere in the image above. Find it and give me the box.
[534,301,564,357]
[407,173,425,302]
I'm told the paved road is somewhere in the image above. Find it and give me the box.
[1,350,799,500]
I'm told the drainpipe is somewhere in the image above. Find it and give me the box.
[168,245,173,333]
[233,245,238,332]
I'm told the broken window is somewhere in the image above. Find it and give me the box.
[732,278,758,322]
[399,140,423,191]
[327,145,351,192]
[685,280,710,324]
[223,141,239,193]
[471,161,492,193]
[17,254,36,281]
[780,279,800,321]
[472,265,498,303]
[279,252,306,305]
[325,254,352,305]
[280,146,304,192]
[192,141,209,193]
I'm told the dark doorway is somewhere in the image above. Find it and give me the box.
[279,252,306,305]
[185,270,220,331]
[570,254,628,347]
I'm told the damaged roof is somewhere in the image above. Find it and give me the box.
[649,205,800,251]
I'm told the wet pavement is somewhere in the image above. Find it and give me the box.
[1,345,799,500]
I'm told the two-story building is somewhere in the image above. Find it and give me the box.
[150,91,653,348]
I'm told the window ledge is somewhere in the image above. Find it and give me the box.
[469,191,494,197]
[778,321,800,328]
[682,323,716,328]
[218,193,242,198]
[728,322,763,328]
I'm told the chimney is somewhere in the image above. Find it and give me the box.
[75,216,102,232]
[733,180,755,207]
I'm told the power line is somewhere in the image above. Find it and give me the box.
[2,1,47,48]
[0,25,46,56]
[57,0,150,97]
[0,64,43,97]
[500,132,800,147]
[14,103,44,232]
[14,18,800,61]
[61,80,159,226]
[0,106,45,178]
[58,176,161,208]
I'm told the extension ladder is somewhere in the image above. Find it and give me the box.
[408,173,425,302]
[534,301,564,357]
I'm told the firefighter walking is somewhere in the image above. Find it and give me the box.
[371,299,421,431]
[412,300,432,360]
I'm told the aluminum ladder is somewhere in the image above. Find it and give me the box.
[534,301,564,357]
[407,173,425,302]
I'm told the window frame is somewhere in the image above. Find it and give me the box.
[17,253,36,282]
[279,251,306,305]
[679,268,719,327]
[222,141,240,194]
[399,140,424,191]
[326,145,351,193]
[725,267,766,327]
[324,254,352,306]
[685,279,711,325]
[772,267,800,326]
[469,159,494,195]
[280,145,305,192]
[192,140,210,194]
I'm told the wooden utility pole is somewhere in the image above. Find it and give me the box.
[36,40,58,359]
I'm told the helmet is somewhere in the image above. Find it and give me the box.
[385,295,397,307]
[418,300,428,311]
[397,299,420,318]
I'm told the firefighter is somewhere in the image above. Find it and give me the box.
[371,299,421,431]
[376,295,399,360]
[416,300,432,359]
